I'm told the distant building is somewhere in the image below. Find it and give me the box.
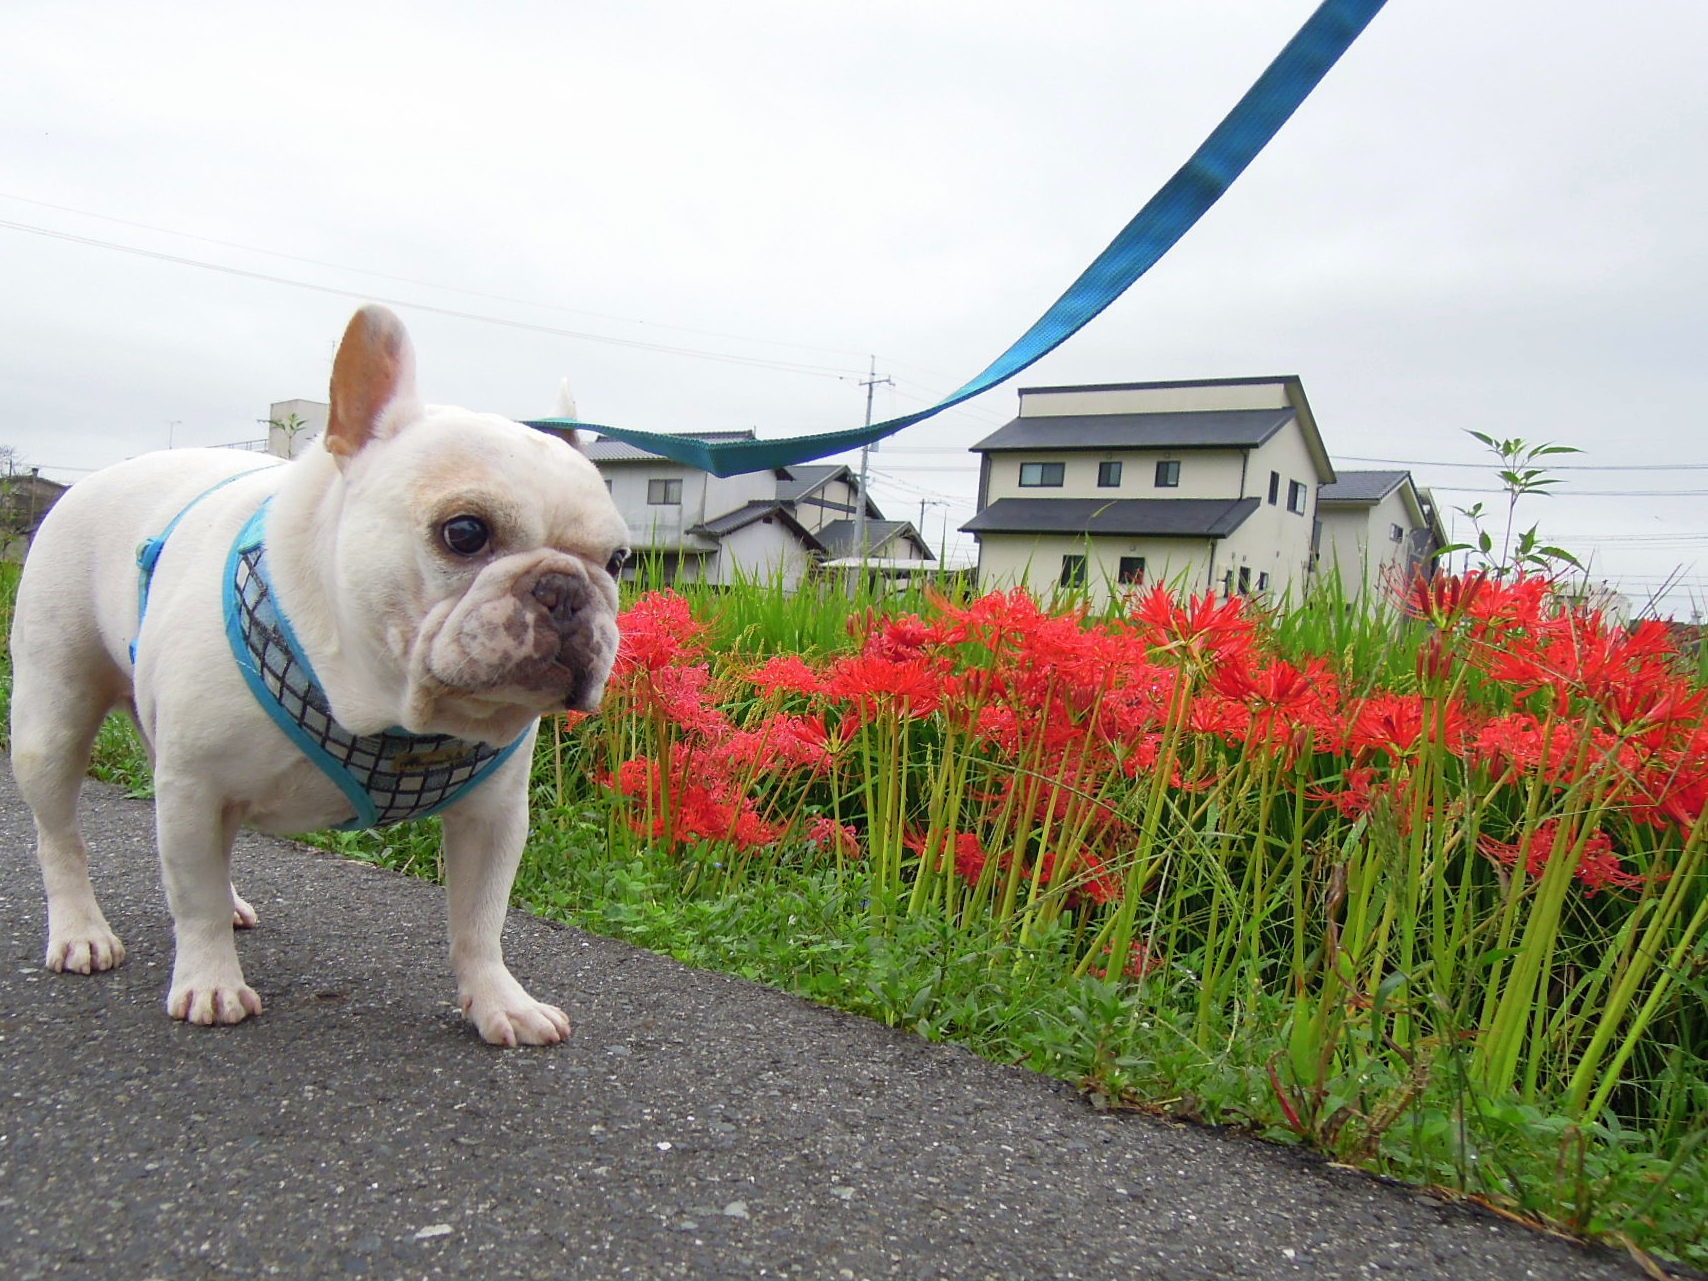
[0,469,68,561]
[1557,580,1632,625]
[567,429,932,589]
[266,399,328,458]
[963,377,1335,604]
[1315,470,1445,600]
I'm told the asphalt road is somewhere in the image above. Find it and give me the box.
[0,765,1681,1280]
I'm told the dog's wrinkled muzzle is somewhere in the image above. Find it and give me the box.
[422,556,619,716]
[528,570,618,711]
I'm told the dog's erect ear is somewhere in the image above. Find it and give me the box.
[326,305,422,462]
[553,378,587,453]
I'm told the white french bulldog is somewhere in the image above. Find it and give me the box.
[9,305,629,1045]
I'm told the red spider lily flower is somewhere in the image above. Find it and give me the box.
[1072,849,1122,906]
[863,612,942,661]
[1478,821,1646,897]
[903,829,990,882]
[1209,655,1341,754]
[744,653,827,698]
[1089,939,1161,982]
[1308,766,1415,830]
[1471,712,1630,790]
[806,816,863,860]
[1343,691,1469,760]
[673,786,779,849]
[1414,632,1457,685]
[615,591,706,673]
[635,663,732,737]
[606,752,779,851]
[1636,764,1708,831]
[1522,617,1690,715]
[612,755,659,798]
[1459,575,1554,635]
[1127,584,1257,666]
[929,589,1060,650]
[1402,570,1493,628]
[821,653,945,718]
[1186,691,1248,740]
[1600,679,1708,744]
[952,831,989,883]
[1115,732,1203,790]
[722,713,842,776]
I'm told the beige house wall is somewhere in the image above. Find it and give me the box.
[606,463,773,552]
[984,448,1246,503]
[792,474,862,535]
[974,533,1220,604]
[1018,381,1290,417]
[706,520,817,589]
[1319,489,1421,601]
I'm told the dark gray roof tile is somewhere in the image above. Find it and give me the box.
[971,409,1294,453]
[1318,470,1410,504]
[961,497,1260,539]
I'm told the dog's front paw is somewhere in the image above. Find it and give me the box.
[459,972,571,1047]
[167,979,263,1026]
[45,925,126,975]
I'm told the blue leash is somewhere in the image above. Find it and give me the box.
[526,0,1388,478]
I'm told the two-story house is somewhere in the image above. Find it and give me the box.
[962,377,1336,603]
[1315,470,1445,599]
[578,430,932,588]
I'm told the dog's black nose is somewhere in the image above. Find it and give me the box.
[531,572,587,620]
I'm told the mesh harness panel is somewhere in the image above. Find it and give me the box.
[219,499,527,830]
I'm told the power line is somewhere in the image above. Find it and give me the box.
[1340,454,1708,472]
[0,191,879,365]
[0,218,868,382]
[1431,484,1708,497]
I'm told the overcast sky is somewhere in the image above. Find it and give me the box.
[4,1,1705,614]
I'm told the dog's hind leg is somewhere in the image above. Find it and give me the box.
[10,650,129,974]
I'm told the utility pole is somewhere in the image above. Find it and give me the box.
[917,498,949,563]
[851,356,892,594]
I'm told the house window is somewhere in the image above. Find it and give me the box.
[1059,554,1087,587]
[1390,523,1405,542]
[1268,471,1280,505]
[1155,460,1181,488]
[1287,480,1307,514]
[1117,556,1146,584]
[1097,460,1123,488]
[1257,572,1271,592]
[1237,566,1252,595]
[647,478,682,505]
[1019,461,1065,488]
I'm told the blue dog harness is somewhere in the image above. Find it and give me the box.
[134,481,526,830]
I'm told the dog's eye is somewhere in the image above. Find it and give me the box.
[440,515,491,557]
[605,548,630,578]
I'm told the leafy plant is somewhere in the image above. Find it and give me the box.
[1444,431,1584,580]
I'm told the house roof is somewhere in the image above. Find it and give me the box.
[817,519,935,561]
[961,497,1261,539]
[584,429,755,464]
[775,464,847,501]
[688,500,824,549]
[1318,470,1410,505]
[1018,374,1306,397]
[971,408,1295,454]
